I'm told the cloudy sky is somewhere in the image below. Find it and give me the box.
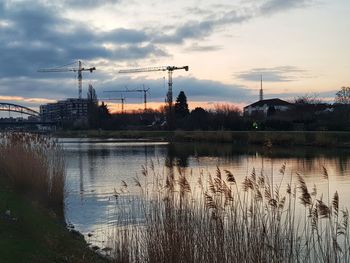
[0,0,349,113]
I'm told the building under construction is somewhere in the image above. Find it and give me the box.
[40,84,97,123]
[40,98,90,122]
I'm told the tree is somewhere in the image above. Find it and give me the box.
[189,107,209,130]
[335,87,350,104]
[212,104,242,130]
[294,93,321,104]
[87,84,97,102]
[99,102,111,121]
[174,91,189,118]
[90,102,111,128]
[87,84,99,128]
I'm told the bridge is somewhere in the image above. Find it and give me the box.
[0,102,40,117]
[0,102,56,131]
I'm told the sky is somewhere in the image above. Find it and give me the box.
[0,0,349,114]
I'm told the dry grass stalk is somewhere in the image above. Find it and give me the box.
[0,132,65,213]
[109,163,350,263]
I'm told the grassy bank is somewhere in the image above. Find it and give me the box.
[55,130,350,148]
[0,177,106,263]
[0,133,106,263]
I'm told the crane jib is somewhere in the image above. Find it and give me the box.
[118,65,189,74]
[37,60,96,99]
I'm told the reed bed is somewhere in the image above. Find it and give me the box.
[109,161,350,263]
[0,133,65,211]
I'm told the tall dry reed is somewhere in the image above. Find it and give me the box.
[0,132,65,213]
[109,161,350,263]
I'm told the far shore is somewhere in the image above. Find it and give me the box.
[54,130,350,148]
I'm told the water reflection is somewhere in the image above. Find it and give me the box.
[61,139,350,247]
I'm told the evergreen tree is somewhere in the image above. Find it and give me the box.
[174,91,189,118]
[99,102,111,120]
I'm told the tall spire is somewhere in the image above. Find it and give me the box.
[259,74,263,101]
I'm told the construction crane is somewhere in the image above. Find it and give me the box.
[101,96,126,114]
[118,66,189,109]
[104,85,150,110]
[38,60,96,99]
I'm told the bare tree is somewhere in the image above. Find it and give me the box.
[213,104,241,115]
[335,87,350,104]
[294,93,321,104]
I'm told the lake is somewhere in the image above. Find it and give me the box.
[61,138,350,248]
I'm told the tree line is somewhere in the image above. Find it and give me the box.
[84,86,350,131]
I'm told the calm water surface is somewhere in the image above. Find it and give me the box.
[61,138,350,246]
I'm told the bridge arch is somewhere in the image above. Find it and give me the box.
[0,102,40,117]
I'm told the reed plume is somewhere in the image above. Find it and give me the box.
[108,162,350,263]
[0,132,65,215]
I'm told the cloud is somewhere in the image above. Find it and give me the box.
[185,43,222,52]
[101,28,149,43]
[155,10,252,44]
[101,76,251,103]
[0,0,316,78]
[175,77,251,102]
[155,21,215,44]
[260,0,312,15]
[0,0,317,112]
[62,0,120,9]
[0,77,79,100]
[0,1,167,78]
[185,7,214,16]
[263,90,338,104]
[153,0,314,44]
[235,66,309,82]
[0,95,56,104]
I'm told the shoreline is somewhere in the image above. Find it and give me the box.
[0,177,107,263]
[54,130,350,148]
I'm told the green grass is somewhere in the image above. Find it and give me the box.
[0,177,106,263]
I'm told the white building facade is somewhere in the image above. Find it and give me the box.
[244,98,292,117]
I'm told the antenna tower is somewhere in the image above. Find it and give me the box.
[259,75,263,101]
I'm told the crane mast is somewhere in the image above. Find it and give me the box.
[167,70,173,106]
[38,60,96,99]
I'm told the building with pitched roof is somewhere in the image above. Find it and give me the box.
[244,98,293,117]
